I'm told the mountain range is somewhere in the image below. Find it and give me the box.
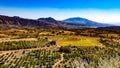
[0,15,64,29]
[0,15,113,29]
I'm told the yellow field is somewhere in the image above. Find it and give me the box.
[57,39,101,46]
[57,39,100,46]
[42,35,102,47]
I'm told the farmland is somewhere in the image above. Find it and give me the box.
[0,28,120,68]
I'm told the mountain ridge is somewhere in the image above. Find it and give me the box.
[0,15,65,29]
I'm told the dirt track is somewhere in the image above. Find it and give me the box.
[0,38,37,42]
[52,53,64,68]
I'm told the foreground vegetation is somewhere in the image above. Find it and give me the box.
[58,41,120,68]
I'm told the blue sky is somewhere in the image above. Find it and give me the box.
[0,0,120,24]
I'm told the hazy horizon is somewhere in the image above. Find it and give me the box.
[0,0,120,25]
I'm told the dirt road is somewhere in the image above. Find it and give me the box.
[52,53,64,68]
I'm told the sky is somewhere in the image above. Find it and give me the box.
[0,0,120,25]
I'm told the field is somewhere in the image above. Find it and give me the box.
[0,28,119,68]
[43,35,102,46]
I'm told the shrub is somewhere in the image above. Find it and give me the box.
[49,40,56,45]
[59,46,71,53]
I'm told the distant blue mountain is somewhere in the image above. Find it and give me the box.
[63,17,112,27]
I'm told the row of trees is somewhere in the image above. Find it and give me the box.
[0,49,61,68]
[0,38,57,51]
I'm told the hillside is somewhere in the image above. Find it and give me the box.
[97,26,120,33]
